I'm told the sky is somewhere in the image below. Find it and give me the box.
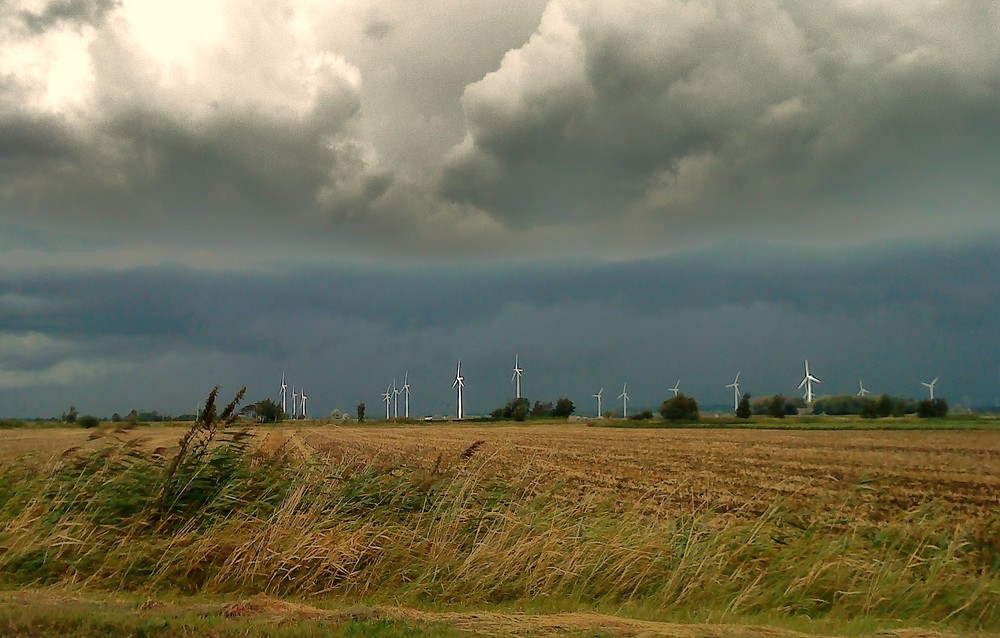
[1,0,999,418]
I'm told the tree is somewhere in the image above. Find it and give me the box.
[659,393,699,421]
[254,398,283,423]
[531,401,553,418]
[552,398,576,418]
[111,412,122,423]
[492,398,530,421]
[917,398,949,418]
[78,415,100,429]
[736,393,752,419]
[62,405,78,424]
[767,394,787,419]
[356,403,366,422]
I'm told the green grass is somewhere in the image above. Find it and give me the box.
[595,415,1000,430]
[0,601,465,638]
[1,412,998,634]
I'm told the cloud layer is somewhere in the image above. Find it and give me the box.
[2,0,999,263]
[2,239,997,417]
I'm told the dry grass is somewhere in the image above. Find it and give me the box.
[2,422,998,631]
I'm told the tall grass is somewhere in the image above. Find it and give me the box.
[1,390,997,630]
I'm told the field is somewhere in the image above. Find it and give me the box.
[1,419,999,637]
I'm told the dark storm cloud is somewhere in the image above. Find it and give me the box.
[3,237,997,357]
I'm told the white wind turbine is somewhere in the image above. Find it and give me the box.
[381,384,392,420]
[402,372,411,418]
[453,360,465,420]
[669,379,681,397]
[300,389,307,419]
[726,371,741,411]
[922,377,939,400]
[617,382,629,418]
[593,387,604,418]
[392,378,399,419]
[512,354,523,399]
[291,387,298,419]
[857,380,870,398]
[798,360,821,404]
[279,372,288,416]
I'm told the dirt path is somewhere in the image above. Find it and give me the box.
[1,590,991,638]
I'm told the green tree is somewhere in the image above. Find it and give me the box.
[552,398,576,418]
[767,394,787,419]
[736,393,752,419]
[531,401,554,418]
[62,405,78,424]
[254,398,283,423]
[659,393,699,421]
[78,415,100,429]
[111,412,123,423]
[917,398,949,418]
[356,403,366,422]
[492,397,530,421]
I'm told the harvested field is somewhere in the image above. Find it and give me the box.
[4,423,999,522]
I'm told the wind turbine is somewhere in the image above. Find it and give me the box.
[401,372,411,418]
[453,360,465,419]
[857,380,870,398]
[922,377,939,400]
[512,354,523,399]
[726,371,741,411]
[279,372,288,416]
[669,379,681,397]
[300,389,307,419]
[798,360,821,404]
[593,387,604,418]
[291,387,298,419]
[617,383,629,418]
[392,378,399,419]
[382,384,392,420]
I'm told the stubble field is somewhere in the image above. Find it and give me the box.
[1,421,999,636]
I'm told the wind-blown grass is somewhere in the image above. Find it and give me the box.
[1,396,997,631]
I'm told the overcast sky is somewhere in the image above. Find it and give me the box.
[2,0,998,418]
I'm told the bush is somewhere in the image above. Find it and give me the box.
[659,393,699,421]
[78,415,100,429]
[629,409,654,420]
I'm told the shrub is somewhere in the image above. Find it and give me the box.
[78,415,100,429]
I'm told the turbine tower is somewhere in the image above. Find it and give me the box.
[453,360,465,419]
[382,384,392,420]
[392,378,399,419]
[669,379,681,397]
[857,380,870,398]
[512,354,523,399]
[291,387,298,419]
[922,377,939,400]
[279,372,288,416]
[726,371,741,411]
[617,382,629,418]
[593,387,603,418]
[300,389,307,419]
[402,372,411,418]
[798,360,821,404]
